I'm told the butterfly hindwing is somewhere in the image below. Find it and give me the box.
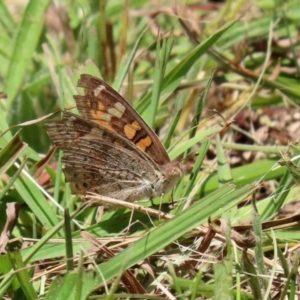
[46,112,160,202]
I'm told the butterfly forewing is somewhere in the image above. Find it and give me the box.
[74,74,170,165]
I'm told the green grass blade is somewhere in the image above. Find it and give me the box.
[12,250,37,299]
[214,258,233,299]
[113,25,148,91]
[183,139,210,198]
[0,1,15,33]
[4,0,51,106]
[64,209,74,271]
[216,134,233,185]
[147,33,174,127]
[241,250,262,300]
[0,131,26,176]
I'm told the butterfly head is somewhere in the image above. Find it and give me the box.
[154,160,183,196]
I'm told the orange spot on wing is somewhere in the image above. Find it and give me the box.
[90,110,114,131]
[124,121,142,140]
[136,136,152,152]
[124,124,136,139]
[99,120,113,131]
[90,107,111,121]
[131,121,141,130]
[98,102,106,111]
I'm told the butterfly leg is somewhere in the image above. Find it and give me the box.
[150,197,155,206]
[167,192,177,207]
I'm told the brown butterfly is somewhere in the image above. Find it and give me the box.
[46,74,183,206]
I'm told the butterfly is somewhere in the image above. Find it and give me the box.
[46,74,183,206]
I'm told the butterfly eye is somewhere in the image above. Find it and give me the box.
[83,182,89,188]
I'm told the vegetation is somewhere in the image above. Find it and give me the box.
[0,0,300,299]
